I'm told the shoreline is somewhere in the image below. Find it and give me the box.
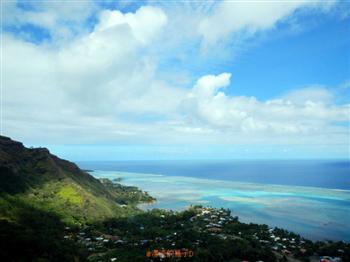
[90,170,350,242]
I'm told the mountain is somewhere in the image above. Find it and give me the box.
[0,135,155,222]
[0,135,152,261]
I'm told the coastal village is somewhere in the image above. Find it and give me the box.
[62,206,348,262]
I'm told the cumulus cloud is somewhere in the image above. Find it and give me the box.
[1,0,349,155]
[53,7,168,114]
[3,4,178,142]
[180,73,349,137]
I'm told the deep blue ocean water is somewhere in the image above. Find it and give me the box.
[78,160,350,190]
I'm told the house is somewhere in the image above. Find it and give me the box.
[320,256,341,262]
[207,227,222,233]
[299,248,307,254]
[102,234,120,241]
[282,250,291,255]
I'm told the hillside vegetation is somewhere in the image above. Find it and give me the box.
[0,135,153,260]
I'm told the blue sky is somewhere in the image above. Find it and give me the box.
[2,0,350,161]
[225,16,350,100]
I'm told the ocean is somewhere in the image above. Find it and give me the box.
[78,160,350,190]
[77,160,350,241]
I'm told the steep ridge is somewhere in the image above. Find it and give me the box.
[0,135,150,224]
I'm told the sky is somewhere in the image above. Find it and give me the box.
[1,0,350,161]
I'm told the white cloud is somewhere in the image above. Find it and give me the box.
[191,73,231,99]
[198,0,337,47]
[53,5,170,115]
[2,0,97,42]
[282,86,334,105]
[181,73,349,136]
[96,6,167,44]
[3,4,219,147]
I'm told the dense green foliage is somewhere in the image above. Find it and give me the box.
[0,195,87,261]
[56,206,350,262]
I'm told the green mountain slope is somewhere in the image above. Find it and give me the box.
[0,135,153,224]
[0,135,153,261]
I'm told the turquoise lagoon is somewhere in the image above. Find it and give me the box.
[91,171,350,242]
